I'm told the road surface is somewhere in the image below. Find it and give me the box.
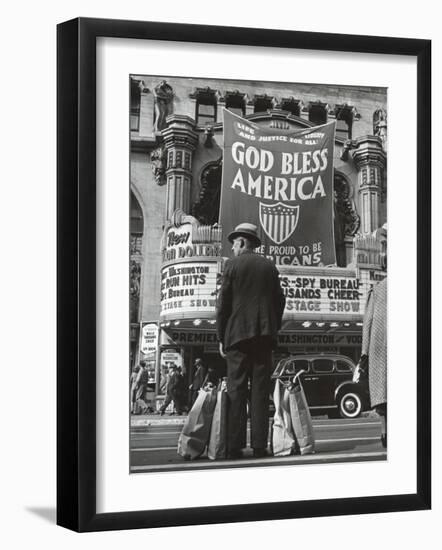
[130,416,385,473]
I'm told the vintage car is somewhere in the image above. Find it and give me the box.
[271,353,369,419]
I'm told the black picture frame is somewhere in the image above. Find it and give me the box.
[57,17,431,532]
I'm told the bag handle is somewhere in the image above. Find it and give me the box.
[291,369,306,388]
[273,357,291,379]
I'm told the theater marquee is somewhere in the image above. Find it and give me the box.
[160,261,219,318]
[280,268,369,320]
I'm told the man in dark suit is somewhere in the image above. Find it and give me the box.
[189,357,207,406]
[159,364,185,415]
[216,223,285,459]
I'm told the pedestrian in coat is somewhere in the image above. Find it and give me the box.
[216,222,285,459]
[361,276,387,447]
[160,365,186,415]
[189,358,207,406]
[130,364,140,413]
[134,361,149,414]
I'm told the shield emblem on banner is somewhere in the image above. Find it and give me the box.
[259,202,300,245]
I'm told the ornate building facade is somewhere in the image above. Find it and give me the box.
[129,75,387,407]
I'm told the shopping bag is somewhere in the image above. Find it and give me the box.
[272,378,296,456]
[287,372,315,455]
[208,379,228,460]
[177,386,217,460]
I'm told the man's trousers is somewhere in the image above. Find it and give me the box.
[226,337,273,451]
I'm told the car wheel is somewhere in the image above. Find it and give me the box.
[338,392,362,418]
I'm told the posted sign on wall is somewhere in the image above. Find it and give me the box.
[140,322,159,355]
[281,273,368,319]
[160,261,218,318]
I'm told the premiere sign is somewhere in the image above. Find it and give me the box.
[167,331,362,346]
[160,261,218,317]
[220,109,336,266]
[281,273,368,319]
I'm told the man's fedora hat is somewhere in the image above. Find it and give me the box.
[227,223,261,247]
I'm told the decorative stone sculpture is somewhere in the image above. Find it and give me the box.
[129,259,141,323]
[204,125,214,148]
[153,80,174,132]
[334,176,360,237]
[373,108,387,150]
[150,146,167,186]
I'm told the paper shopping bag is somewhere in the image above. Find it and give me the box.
[208,379,228,460]
[272,378,296,456]
[177,386,217,460]
[287,375,315,455]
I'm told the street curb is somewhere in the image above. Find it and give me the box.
[131,416,186,427]
[130,450,387,472]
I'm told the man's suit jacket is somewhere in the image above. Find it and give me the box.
[216,250,286,351]
[190,365,207,390]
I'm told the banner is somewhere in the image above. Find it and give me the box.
[220,110,336,266]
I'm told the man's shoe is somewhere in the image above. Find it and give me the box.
[227,449,244,460]
[253,448,269,458]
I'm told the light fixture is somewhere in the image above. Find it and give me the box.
[316,322,325,327]
[302,321,312,328]
[173,320,180,326]
[208,319,216,325]
[344,322,350,327]
[356,322,363,327]
[330,322,339,328]
[193,319,202,326]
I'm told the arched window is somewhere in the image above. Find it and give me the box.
[335,104,355,140]
[253,94,274,113]
[308,102,328,125]
[279,98,301,117]
[192,88,218,125]
[192,159,222,225]
[225,91,246,117]
[333,174,360,267]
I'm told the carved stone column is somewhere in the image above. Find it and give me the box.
[162,115,199,220]
[352,135,386,235]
